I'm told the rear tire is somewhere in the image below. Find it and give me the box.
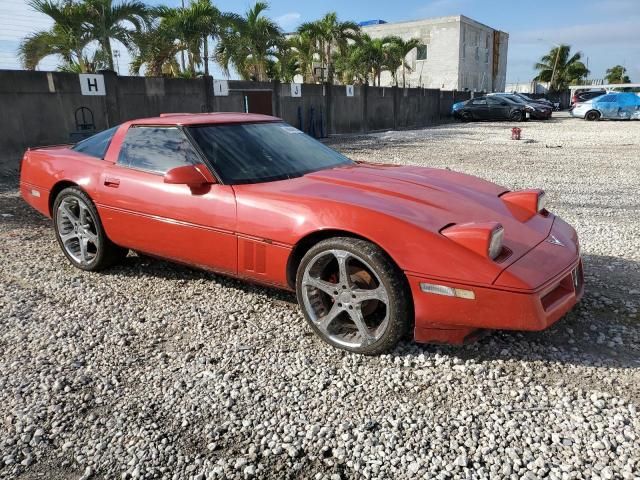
[53,187,127,271]
[296,237,411,355]
[585,110,601,121]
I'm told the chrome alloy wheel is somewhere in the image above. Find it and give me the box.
[301,249,390,348]
[56,196,100,265]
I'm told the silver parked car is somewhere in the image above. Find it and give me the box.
[571,92,640,120]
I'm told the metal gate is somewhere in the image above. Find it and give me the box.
[243,91,273,115]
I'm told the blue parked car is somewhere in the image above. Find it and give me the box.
[571,92,640,121]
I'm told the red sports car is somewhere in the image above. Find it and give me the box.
[20,113,583,354]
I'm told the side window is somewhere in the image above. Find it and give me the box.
[416,44,428,61]
[471,98,487,105]
[72,126,119,159]
[487,97,503,106]
[117,127,201,174]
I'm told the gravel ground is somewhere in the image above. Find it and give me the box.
[1,113,639,479]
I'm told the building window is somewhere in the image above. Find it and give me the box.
[485,33,490,49]
[475,46,480,61]
[416,44,428,60]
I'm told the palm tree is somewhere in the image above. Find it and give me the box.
[332,34,397,86]
[386,37,421,87]
[605,65,631,84]
[215,2,283,81]
[19,0,92,71]
[357,34,397,86]
[269,39,301,82]
[59,49,111,73]
[157,0,238,77]
[129,25,182,77]
[83,0,150,71]
[297,12,360,83]
[157,4,204,76]
[287,33,316,83]
[333,45,368,85]
[534,44,589,91]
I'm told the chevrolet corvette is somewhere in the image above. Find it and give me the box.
[20,113,584,354]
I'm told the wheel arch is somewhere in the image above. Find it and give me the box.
[49,180,81,216]
[286,229,406,292]
[585,109,601,120]
[287,229,365,289]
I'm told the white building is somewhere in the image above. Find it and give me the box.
[361,15,508,92]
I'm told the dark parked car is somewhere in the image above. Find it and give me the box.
[509,92,555,109]
[452,96,526,122]
[453,96,547,122]
[488,93,552,119]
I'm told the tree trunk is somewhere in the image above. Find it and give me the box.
[326,44,331,84]
[203,36,209,76]
[320,40,325,83]
[76,49,86,73]
[103,36,114,71]
[402,66,406,88]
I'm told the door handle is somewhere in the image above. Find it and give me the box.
[104,177,120,187]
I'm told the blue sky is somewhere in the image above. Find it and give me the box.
[1,0,638,84]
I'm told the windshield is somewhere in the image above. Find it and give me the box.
[188,122,353,184]
[502,95,526,104]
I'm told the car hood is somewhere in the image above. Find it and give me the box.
[301,163,554,258]
[234,162,555,280]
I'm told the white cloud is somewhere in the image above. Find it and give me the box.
[275,12,301,31]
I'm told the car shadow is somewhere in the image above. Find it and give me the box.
[2,183,639,372]
[94,249,640,376]
[85,249,640,373]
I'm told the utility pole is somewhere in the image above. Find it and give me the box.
[550,46,561,90]
[538,39,561,91]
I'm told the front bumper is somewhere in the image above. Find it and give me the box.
[530,110,552,120]
[409,220,584,344]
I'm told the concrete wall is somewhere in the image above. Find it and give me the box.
[363,15,508,92]
[0,71,112,177]
[0,70,463,174]
[330,85,366,134]
[277,83,328,136]
[363,16,461,89]
[459,17,494,92]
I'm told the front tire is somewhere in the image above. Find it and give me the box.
[53,187,127,271]
[510,110,525,122]
[459,111,473,122]
[296,237,411,355]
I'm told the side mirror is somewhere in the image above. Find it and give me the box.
[164,164,216,186]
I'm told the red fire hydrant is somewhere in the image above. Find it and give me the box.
[511,127,522,140]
